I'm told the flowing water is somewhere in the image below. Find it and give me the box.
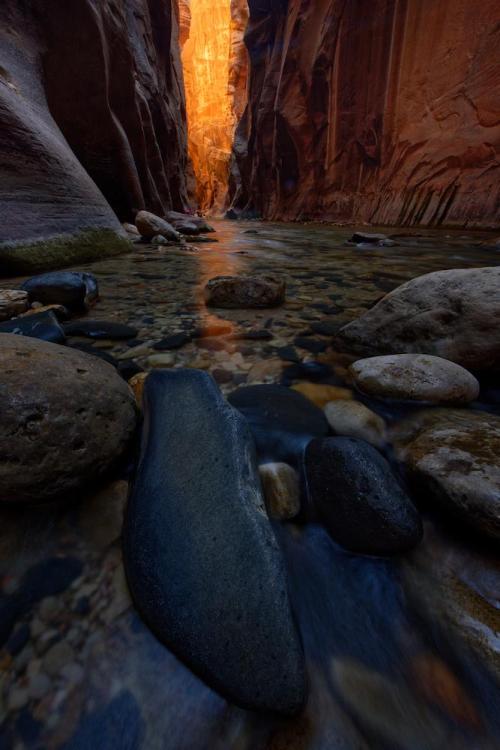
[1,221,499,749]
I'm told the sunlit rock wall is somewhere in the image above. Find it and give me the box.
[231,0,500,227]
[0,0,190,272]
[182,0,248,213]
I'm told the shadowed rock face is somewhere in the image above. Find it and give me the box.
[231,0,500,227]
[0,0,189,271]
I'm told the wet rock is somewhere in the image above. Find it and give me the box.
[146,353,175,368]
[393,409,500,539]
[135,211,180,241]
[63,320,138,340]
[123,223,140,236]
[351,354,480,404]
[153,332,191,350]
[282,361,334,384]
[276,345,301,363]
[205,275,286,309]
[173,220,202,235]
[0,310,66,344]
[259,462,301,520]
[0,334,136,503]
[324,400,386,448]
[151,234,168,245]
[165,211,215,233]
[0,290,29,321]
[21,303,69,321]
[292,382,353,408]
[21,271,98,311]
[129,372,148,406]
[246,358,284,384]
[338,267,500,371]
[305,437,422,554]
[123,370,306,714]
[294,336,327,354]
[350,232,388,244]
[228,384,329,465]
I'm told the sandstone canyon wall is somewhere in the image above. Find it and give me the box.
[0,0,189,273]
[231,0,500,227]
[181,0,248,213]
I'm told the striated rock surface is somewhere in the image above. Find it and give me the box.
[231,0,500,226]
[0,0,189,271]
[181,0,248,212]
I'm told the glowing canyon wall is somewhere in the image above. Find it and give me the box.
[181,0,248,213]
[0,0,189,270]
[231,0,500,227]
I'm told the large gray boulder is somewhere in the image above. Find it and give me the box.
[338,267,500,371]
[123,369,306,715]
[0,334,137,503]
[393,409,500,540]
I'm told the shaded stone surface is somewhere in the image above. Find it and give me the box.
[22,272,98,312]
[305,437,422,555]
[63,320,138,340]
[0,334,136,503]
[393,409,500,540]
[338,267,500,371]
[0,290,29,321]
[0,310,66,344]
[135,212,180,241]
[123,369,306,714]
[259,462,301,520]
[228,384,329,465]
[351,354,480,404]
[205,275,286,309]
[324,400,386,449]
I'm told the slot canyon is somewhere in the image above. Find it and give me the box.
[0,2,500,749]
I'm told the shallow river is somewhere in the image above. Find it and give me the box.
[1,221,499,749]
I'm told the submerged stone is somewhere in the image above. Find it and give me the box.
[63,320,138,340]
[305,437,422,554]
[228,384,329,465]
[205,275,286,309]
[21,271,98,311]
[123,370,306,715]
[0,310,66,344]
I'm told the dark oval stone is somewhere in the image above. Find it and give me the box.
[0,310,66,344]
[63,320,138,340]
[123,370,306,715]
[228,384,329,465]
[153,332,191,350]
[22,271,98,311]
[305,437,422,555]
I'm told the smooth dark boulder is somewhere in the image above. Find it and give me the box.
[305,437,422,555]
[123,370,306,715]
[0,310,66,344]
[63,320,137,340]
[152,332,191,350]
[228,384,329,465]
[21,272,98,311]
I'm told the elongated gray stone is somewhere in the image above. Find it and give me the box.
[123,369,306,715]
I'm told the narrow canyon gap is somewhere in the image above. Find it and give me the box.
[180,0,249,214]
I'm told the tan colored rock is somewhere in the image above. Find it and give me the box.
[351,354,480,404]
[0,334,136,503]
[247,358,284,383]
[205,275,286,309]
[292,382,353,409]
[338,268,500,371]
[20,304,68,320]
[393,409,500,539]
[135,211,180,241]
[324,400,386,448]
[259,462,301,520]
[146,353,176,368]
[0,290,29,321]
[129,372,149,405]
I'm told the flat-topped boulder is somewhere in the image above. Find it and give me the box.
[338,267,500,371]
[123,370,306,715]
